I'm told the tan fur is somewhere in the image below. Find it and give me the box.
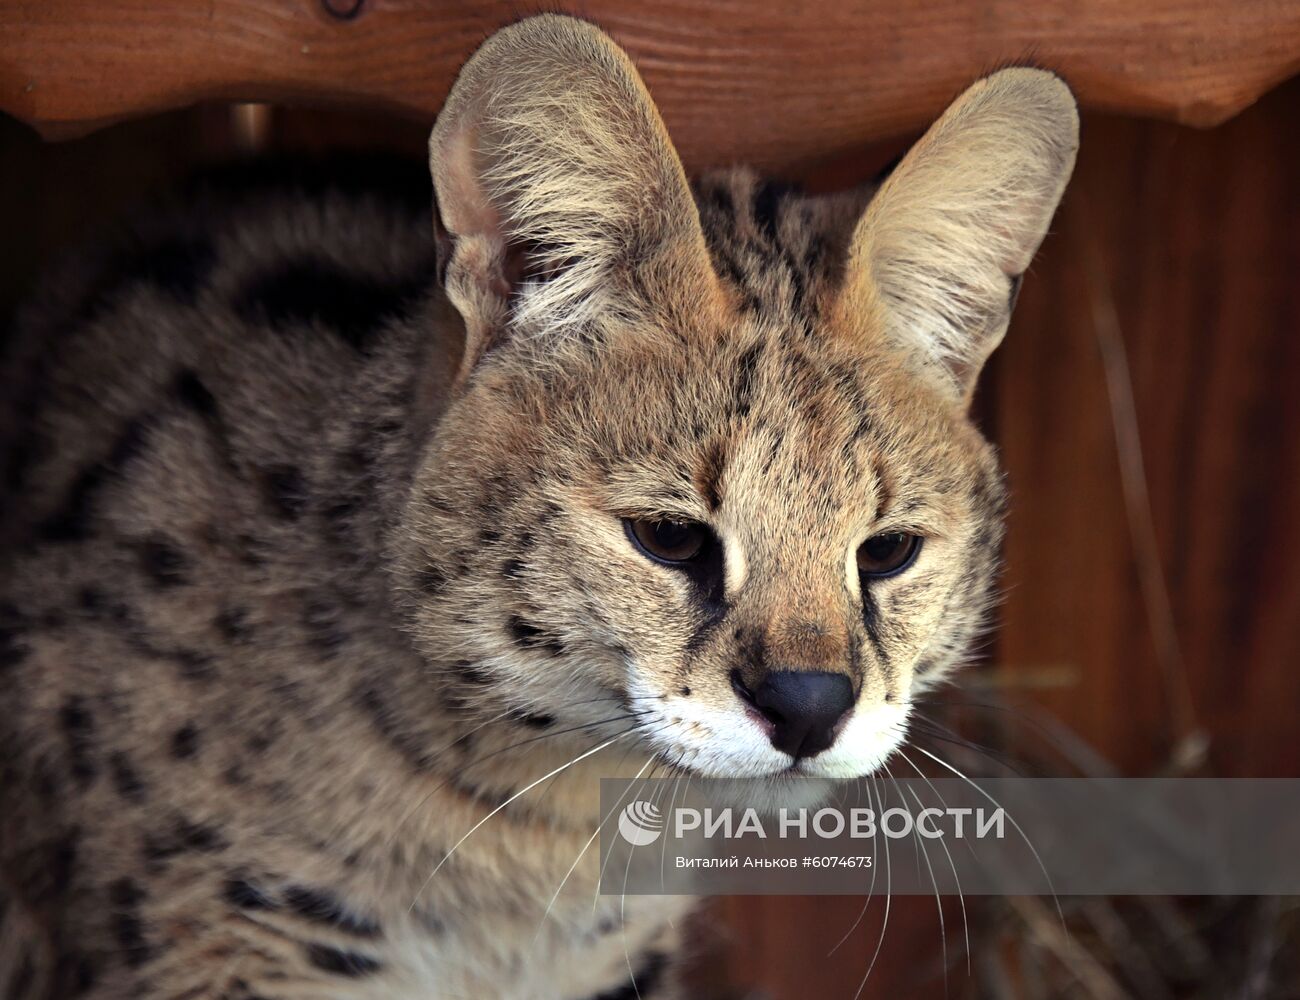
[0,15,1076,999]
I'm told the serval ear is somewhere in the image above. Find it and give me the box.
[429,14,718,378]
[844,68,1079,403]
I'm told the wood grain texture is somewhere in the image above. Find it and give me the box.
[991,80,1300,780]
[2,0,1299,167]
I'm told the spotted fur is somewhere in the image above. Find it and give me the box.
[0,15,1077,999]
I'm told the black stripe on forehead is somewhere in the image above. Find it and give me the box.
[731,340,765,419]
[751,180,798,244]
[694,438,728,513]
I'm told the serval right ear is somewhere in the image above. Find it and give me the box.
[843,68,1080,404]
[428,14,719,381]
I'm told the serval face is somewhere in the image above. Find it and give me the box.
[400,16,1078,785]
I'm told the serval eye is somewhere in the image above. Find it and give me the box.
[624,518,709,565]
[857,532,922,578]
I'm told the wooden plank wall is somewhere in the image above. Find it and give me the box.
[2,75,1297,999]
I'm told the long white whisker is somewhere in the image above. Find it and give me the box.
[910,743,1067,935]
[618,760,672,1000]
[885,760,947,997]
[828,778,880,957]
[383,692,638,851]
[409,730,633,910]
[659,750,690,915]
[531,752,659,950]
[897,746,971,977]
[853,774,894,1000]
[591,721,685,915]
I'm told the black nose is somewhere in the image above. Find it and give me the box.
[745,671,855,759]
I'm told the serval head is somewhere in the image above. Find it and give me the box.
[399,15,1078,786]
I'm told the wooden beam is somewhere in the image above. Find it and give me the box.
[1,0,1297,169]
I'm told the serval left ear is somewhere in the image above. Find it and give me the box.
[843,68,1080,404]
[428,14,720,381]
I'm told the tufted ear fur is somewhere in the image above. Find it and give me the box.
[428,15,718,377]
[845,68,1079,402]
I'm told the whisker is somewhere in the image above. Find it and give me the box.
[852,773,894,1000]
[617,758,677,1000]
[910,744,1067,938]
[885,759,949,997]
[408,728,637,910]
[896,746,971,978]
[382,692,643,850]
[531,752,660,950]
[591,721,688,915]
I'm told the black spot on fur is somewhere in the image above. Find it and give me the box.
[245,724,278,755]
[170,723,201,760]
[262,464,309,520]
[752,180,796,244]
[416,565,446,595]
[506,615,565,657]
[109,752,147,802]
[38,415,156,541]
[283,885,381,938]
[223,875,278,911]
[172,368,243,475]
[70,955,98,994]
[222,763,249,787]
[44,833,79,903]
[501,558,526,580]
[174,368,218,417]
[732,341,764,418]
[173,649,217,682]
[0,621,28,673]
[8,831,73,905]
[108,878,151,968]
[302,600,348,656]
[235,257,428,352]
[136,534,190,588]
[680,685,691,697]
[508,709,555,730]
[214,606,251,642]
[450,660,491,685]
[695,438,728,512]
[353,684,434,771]
[303,943,382,978]
[177,819,225,852]
[144,817,227,868]
[45,949,98,997]
[2,433,46,497]
[414,905,445,936]
[59,697,97,787]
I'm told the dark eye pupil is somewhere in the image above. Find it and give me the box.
[654,521,692,548]
[864,533,905,560]
[857,532,920,577]
[625,518,709,564]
